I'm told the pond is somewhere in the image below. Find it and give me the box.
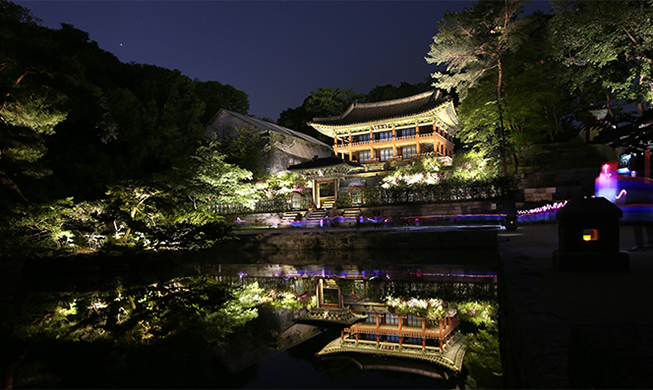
[2,250,500,389]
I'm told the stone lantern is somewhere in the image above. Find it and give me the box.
[552,197,629,272]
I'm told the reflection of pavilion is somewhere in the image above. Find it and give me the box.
[294,277,368,327]
[293,277,466,374]
[287,156,362,209]
[318,308,465,373]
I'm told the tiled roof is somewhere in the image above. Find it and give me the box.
[309,90,450,127]
[216,110,332,149]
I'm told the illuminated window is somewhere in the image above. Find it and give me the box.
[386,313,399,325]
[583,229,599,241]
[402,128,416,137]
[407,314,420,327]
[379,148,393,161]
[358,150,371,162]
[379,131,392,141]
[358,133,370,142]
[402,145,417,159]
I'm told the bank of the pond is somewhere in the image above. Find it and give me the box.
[498,222,653,388]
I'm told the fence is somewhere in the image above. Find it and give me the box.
[211,178,512,215]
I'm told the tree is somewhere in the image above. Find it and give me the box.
[216,127,264,176]
[161,136,259,224]
[550,0,653,115]
[365,80,432,103]
[0,1,70,204]
[426,0,540,175]
[194,80,249,125]
[278,87,364,142]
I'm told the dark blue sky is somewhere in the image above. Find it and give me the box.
[16,0,552,121]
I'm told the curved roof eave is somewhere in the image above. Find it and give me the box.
[308,100,459,135]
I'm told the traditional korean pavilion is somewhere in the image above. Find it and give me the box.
[287,156,362,209]
[308,90,458,167]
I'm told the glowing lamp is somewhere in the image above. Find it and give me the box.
[553,197,629,272]
[582,229,599,241]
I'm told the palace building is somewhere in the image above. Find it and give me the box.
[308,90,459,168]
[205,109,332,174]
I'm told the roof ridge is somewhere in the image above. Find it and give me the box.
[312,101,357,123]
[221,109,331,148]
[354,89,439,109]
[309,90,441,124]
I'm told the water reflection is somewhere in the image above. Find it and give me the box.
[10,255,499,388]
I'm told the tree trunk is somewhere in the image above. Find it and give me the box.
[4,347,28,389]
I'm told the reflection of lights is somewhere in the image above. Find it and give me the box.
[237,272,247,280]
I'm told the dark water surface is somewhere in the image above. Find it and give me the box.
[6,247,497,389]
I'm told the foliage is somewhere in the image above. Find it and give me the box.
[365,81,432,102]
[363,176,510,207]
[456,300,498,329]
[550,0,653,111]
[426,0,528,101]
[216,128,265,175]
[385,296,452,325]
[0,1,70,203]
[381,156,444,188]
[194,79,249,125]
[162,136,259,218]
[256,170,306,199]
[278,87,364,142]
[1,197,78,253]
[383,295,501,388]
[426,1,572,175]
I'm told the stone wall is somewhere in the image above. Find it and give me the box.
[221,228,498,253]
[223,199,516,227]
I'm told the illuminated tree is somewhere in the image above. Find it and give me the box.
[550,0,653,114]
[426,0,529,175]
[0,1,69,204]
[163,136,259,222]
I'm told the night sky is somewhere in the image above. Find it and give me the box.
[15,1,552,122]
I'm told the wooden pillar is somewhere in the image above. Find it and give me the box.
[432,123,438,156]
[341,330,344,341]
[439,319,443,351]
[348,132,353,161]
[312,180,319,209]
[422,318,426,349]
[317,279,322,308]
[376,313,380,345]
[355,332,358,344]
[398,314,403,347]
[392,127,397,158]
[416,125,421,154]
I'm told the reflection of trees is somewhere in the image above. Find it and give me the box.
[0,276,269,388]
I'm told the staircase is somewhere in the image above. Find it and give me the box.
[320,196,335,209]
[281,211,302,222]
[341,208,362,219]
[304,209,328,222]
